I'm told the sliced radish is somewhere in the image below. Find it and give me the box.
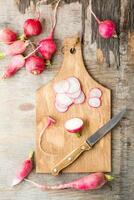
[54,80,70,94]
[56,93,73,107]
[74,92,85,104]
[55,102,68,113]
[89,88,102,98]
[67,77,80,94]
[55,100,68,109]
[66,89,81,99]
[88,97,101,108]
[64,117,84,137]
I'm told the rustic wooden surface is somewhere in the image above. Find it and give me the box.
[36,36,111,173]
[0,0,133,199]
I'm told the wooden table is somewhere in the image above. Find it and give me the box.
[0,0,133,199]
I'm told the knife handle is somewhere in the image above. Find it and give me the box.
[51,141,91,176]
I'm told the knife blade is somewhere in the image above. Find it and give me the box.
[51,109,126,176]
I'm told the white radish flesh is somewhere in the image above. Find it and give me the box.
[88,98,101,108]
[67,77,80,94]
[56,93,73,107]
[66,89,81,99]
[64,118,83,133]
[74,92,85,104]
[55,102,68,113]
[89,88,102,98]
[54,80,70,94]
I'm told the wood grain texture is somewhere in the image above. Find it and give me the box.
[0,0,133,200]
[36,36,111,173]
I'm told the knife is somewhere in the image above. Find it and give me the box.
[51,109,126,176]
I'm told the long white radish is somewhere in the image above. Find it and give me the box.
[66,89,81,99]
[64,118,83,134]
[55,102,68,113]
[56,93,73,107]
[89,88,102,98]
[54,80,70,93]
[74,92,85,104]
[88,97,101,108]
[67,77,80,94]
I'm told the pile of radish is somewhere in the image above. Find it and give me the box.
[54,76,85,112]
[0,0,61,79]
[88,88,102,108]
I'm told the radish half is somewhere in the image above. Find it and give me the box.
[89,88,102,98]
[88,97,101,108]
[54,80,70,94]
[67,77,80,94]
[74,92,85,104]
[64,117,84,137]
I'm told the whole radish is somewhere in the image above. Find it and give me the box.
[24,19,42,37]
[90,9,117,39]
[25,173,113,191]
[25,55,45,75]
[0,28,17,44]
[38,0,61,60]
[12,151,34,187]
[0,40,28,59]
[2,54,25,79]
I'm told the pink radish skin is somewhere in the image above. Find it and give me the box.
[54,80,70,94]
[0,28,17,44]
[2,55,25,79]
[90,9,116,39]
[64,117,83,137]
[25,55,45,75]
[25,173,113,191]
[88,97,101,108]
[66,88,81,99]
[56,93,73,107]
[5,40,27,56]
[74,91,85,104]
[67,77,80,94]
[24,19,42,36]
[12,151,34,187]
[89,88,102,98]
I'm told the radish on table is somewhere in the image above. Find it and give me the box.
[64,117,84,137]
[25,172,113,191]
[0,28,17,44]
[53,76,85,112]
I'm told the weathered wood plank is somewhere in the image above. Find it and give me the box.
[0,0,133,200]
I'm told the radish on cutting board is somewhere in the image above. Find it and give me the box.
[64,117,84,137]
[89,88,102,98]
[53,76,85,112]
[88,97,101,108]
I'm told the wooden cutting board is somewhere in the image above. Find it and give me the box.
[36,36,111,173]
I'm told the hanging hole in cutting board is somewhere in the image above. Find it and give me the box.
[70,48,76,54]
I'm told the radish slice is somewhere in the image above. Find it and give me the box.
[88,98,101,108]
[64,117,83,133]
[56,93,73,107]
[74,92,85,104]
[66,89,81,99]
[55,100,68,109]
[54,80,70,94]
[67,77,80,94]
[55,102,68,113]
[89,88,102,98]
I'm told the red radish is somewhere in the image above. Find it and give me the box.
[12,151,34,187]
[56,93,73,107]
[25,172,113,191]
[67,77,80,94]
[90,9,117,39]
[88,97,101,108]
[4,40,27,57]
[23,19,42,37]
[74,92,85,104]
[2,55,25,79]
[54,80,70,94]
[39,116,56,153]
[64,117,84,137]
[38,0,61,60]
[67,89,81,99]
[0,28,17,44]
[25,55,45,75]
[89,88,102,98]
